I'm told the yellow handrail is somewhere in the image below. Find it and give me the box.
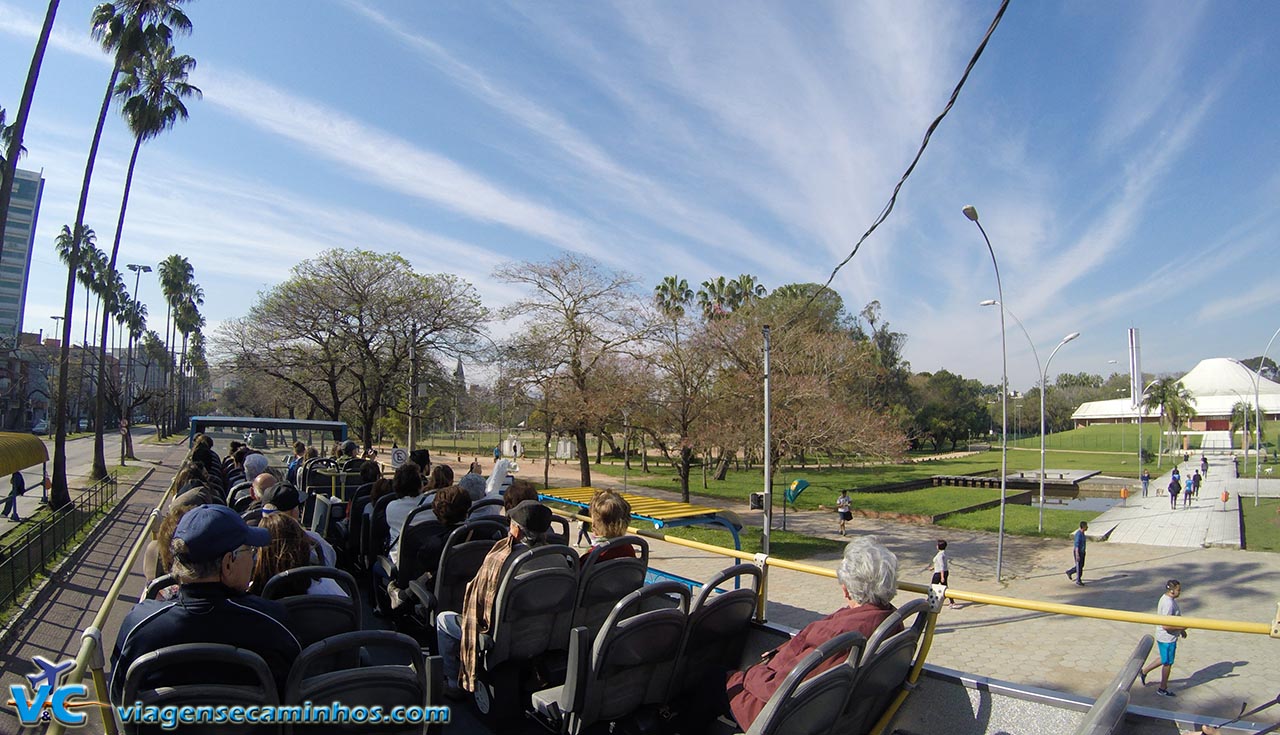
[47,471,177,735]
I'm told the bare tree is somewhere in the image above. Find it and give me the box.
[496,254,647,487]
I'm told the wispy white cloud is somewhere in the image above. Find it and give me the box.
[1196,282,1280,325]
[0,1,110,66]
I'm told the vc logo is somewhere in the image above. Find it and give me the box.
[5,656,104,727]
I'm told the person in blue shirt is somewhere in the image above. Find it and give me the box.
[1065,521,1087,585]
[1183,476,1194,508]
[1140,468,1150,497]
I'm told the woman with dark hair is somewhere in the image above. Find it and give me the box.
[502,478,539,513]
[251,513,345,597]
[426,464,455,491]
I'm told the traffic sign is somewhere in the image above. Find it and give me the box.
[390,447,408,468]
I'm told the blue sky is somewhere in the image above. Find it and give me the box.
[2,0,1279,391]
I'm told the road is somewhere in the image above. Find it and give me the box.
[0,425,159,528]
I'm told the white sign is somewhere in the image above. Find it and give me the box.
[390,447,408,468]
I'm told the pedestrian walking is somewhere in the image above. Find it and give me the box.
[1140,468,1150,497]
[1139,579,1187,697]
[836,490,852,536]
[1183,476,1194,508]
[1168,476,1180,510]
[925,539,958,608]
[1065,521,1087,585]
[576,519,593,547]
[1200,455,1208,477]
[1191,470,1201,498]
[1171,466,1181,486]
[2,471,25,521]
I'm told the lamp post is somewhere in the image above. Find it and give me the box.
[124,264,151,453]
[50,315,64,433]
[1253,326,1279,506]
[983,299,1081,532]
[963,205,1009,582]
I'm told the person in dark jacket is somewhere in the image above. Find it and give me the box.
[109,505,300,704]
[3,471,25,521]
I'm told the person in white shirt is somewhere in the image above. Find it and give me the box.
[925,539,958,609]
[1139,579,1187,697]
[836,490,852,536]
[385,463,434,565]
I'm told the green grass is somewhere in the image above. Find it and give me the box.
[839,487,1002,515]
[658,525,847,559]
[938,505,1101,537]
[1007,422,1280,455]
[588,448,1148,514]
[1241,497,1280,552]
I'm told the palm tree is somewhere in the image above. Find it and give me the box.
[0,0,60,266]
[173,290,203,423]
[1140,378,1194,467]
[697,276,732,320]
[156,254,191,435]
[654,275,693,319]
[50,224,95,509]
[91,38,199,478]
[1230,400,1253,452]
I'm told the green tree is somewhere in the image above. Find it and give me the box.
[1140,377,1193,467]
[156,253,192,434]
[50,224,96,508]
[91,38,199,478]
[1230,400,1253,452]
[653,275,693,319]
[0,0,59,266]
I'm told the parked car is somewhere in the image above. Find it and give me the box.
[31,420,48,435]
[245,432,268,449]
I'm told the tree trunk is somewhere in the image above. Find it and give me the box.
[678,446,692,503]
[641,434,649,472]
[93,134,142,480]
[0,0,59,264]
[575,427,591,487]
[595,432,603,465]
[713,450,733,481]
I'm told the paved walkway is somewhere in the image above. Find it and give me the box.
[0,438,188,734]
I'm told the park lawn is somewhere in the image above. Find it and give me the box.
[589,448,1147,513]
[1241,497,1280,552]
[938,505,1101,538]
[1008,422,1280,456]
[658,525,847,560]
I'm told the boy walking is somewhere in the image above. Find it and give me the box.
[1140,580,1187,697]
[1065,521,1087,585]
[925,540,958,608]
[835,490,852,536]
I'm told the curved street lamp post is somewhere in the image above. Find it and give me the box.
[963,205,1009,582]
[980,300,1077,531]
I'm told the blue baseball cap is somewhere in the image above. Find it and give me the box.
[173,504,271,562]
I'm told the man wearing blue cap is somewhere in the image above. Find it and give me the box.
[109,505,301,704]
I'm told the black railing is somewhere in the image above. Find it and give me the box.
[0,474,118,613]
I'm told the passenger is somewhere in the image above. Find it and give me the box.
[304,446,319,461]
[242,452,270,483]
[109,505,301,704]
[140,489,206,599]
[502,478,539,513]
[363,477,394,523]
[250,512,347,597]
[580,490,634,565]
[457,471,486,504]
[285,441,307,485]
[410,449,432,478]
[722,535,901,730]
[400,485,472,593]
[261,483,336,567]
[426,464,455,491]
[436,500,553,699]
[385,462,428,565]
[249,472,276,507]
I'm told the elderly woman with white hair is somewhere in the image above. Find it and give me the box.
[724,535,901,729]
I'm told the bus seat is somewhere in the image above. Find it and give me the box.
[744,630,867,735]
[122,643,279,735]
[668,564,762,701]
[407,517,507,628]
[143,573,177,601]
[466,497,504,519]
[262,566,361,653]
[830,597,931,735]
[284,630,435,734]
[571,535,649,640]
[474,544,578,722]
[546,515,570,546]
[532,582,690,735]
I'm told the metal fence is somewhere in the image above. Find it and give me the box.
[0,474,118,612]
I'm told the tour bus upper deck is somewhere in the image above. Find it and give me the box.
[39,442,1280,735]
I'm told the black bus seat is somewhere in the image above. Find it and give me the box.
[261,566,361,654]
[407,517,508,631]
[744,630,867,735]
[829,596,932,735]
[284,630,437,734]
[570,535,649,641]
[531,581,690,735]
[668,563,763,702]
[142,573,178,601]
[473,544,579,722]
[121,643,280,735]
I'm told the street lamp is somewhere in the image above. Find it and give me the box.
[1253,326,1280,506]
[964,204,1009,582]
[979,300,1078,532]
[123,264,152,459]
